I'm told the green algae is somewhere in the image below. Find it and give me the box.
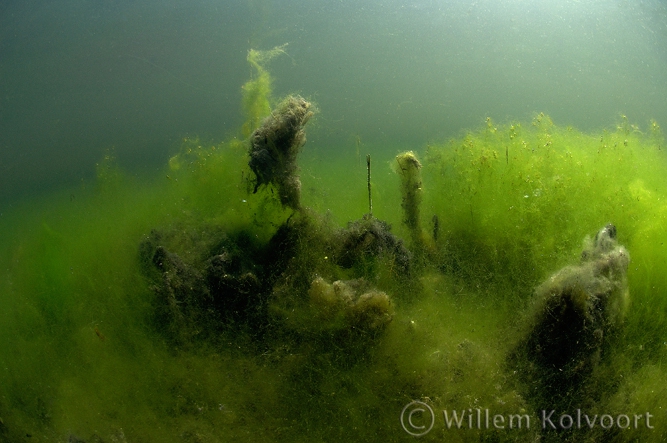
[1,62,667,443]
[423,114,667,297]
[241,44,288,138]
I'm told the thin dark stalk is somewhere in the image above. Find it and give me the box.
[366,154,372,217]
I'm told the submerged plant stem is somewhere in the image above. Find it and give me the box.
[367,154,372,217]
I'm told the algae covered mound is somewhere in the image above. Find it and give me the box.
[248,95,314,210]
[512,224,630,410]
[140,209,411,345]
[140,226,280,341]
[333,215,412,277]
[140,94,409,346]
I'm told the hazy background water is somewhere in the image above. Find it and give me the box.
[1,0,667,206]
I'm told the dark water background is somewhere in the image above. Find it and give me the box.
[2,0,667,205]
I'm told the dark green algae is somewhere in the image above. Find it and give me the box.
[0,113,666,442]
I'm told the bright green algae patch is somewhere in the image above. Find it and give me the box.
[0,114,666,442]
[423,115,667,328]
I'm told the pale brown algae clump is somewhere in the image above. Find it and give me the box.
[308,276,394,332]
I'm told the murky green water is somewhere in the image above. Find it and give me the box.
[2,1,667,442]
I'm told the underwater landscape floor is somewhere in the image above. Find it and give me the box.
[1,115,667,442]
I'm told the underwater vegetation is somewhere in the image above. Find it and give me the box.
[241,43,288,138]
[2,51,667,442]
